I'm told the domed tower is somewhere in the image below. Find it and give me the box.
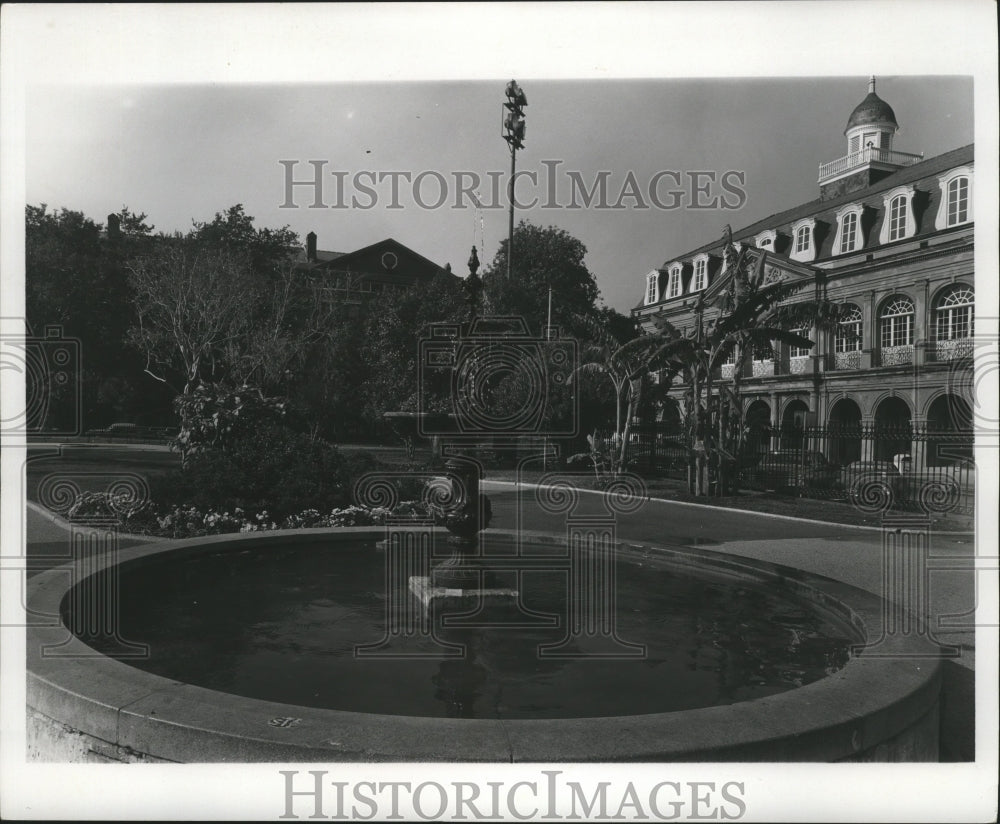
[845,76,898,154]
[819,77,923,200]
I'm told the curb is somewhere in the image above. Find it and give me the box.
[480,479,976,536]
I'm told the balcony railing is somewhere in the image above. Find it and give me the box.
[831,351,862,371]
[878,345,914,367]
[932,338,974,363]
[789,356,811,375]
[818,147,924,183]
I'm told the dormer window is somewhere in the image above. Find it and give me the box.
[948,178,969,224]
[879,185,917,244]
[692,255,708,291]
[790,218,816,262]
[841,212,858,252]
[754,229,776,250]
[644,270,660,305]
[667,265,682,298]
[795,227,809,253]
[935,166,973,230]
[888,196,906,240]
[833,203,865,255]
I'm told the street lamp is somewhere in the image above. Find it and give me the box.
[502,80,527,280]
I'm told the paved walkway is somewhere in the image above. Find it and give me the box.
[482,481,978,660]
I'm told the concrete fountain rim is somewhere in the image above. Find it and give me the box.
[26,527,943,762]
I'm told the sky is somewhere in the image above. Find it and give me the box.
[3,6,998,821]
[24,76,973,314]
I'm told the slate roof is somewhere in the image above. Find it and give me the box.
[634,143,974,311]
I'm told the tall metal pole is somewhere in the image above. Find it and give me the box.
[502,80,526,281]
[508,146,515,280]
[546,286,552,339]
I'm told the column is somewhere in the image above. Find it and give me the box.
[862,291,876,369]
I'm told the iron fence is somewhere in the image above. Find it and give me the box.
[598,423,975,515]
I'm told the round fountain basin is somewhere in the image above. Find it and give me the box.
[27,528,943,762]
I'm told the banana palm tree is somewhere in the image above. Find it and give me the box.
[638,233,847,496]
[571,316,687,475]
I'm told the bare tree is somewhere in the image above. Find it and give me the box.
[126,238,333,397]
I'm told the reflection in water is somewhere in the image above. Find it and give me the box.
[77,541,853,719]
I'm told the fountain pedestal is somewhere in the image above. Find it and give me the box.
[412,459,518,612]
[408,575,519,611]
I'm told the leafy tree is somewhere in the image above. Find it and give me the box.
[482,221,602,336]
[287,296,370,441]
[25,204,169,428]
[190,204,299,272]
[359,271,468,421]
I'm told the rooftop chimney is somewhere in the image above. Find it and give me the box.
[306,231,317,262]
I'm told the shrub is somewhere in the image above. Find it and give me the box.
[66,490,158,530]
[152,423,352,521]
[172,383,288,462]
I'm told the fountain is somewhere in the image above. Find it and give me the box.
[26,502,945,761]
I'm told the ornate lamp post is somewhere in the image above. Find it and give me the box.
[464,245,482,321]
[502,80,527,280]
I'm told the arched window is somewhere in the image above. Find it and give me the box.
[935,167,973,230]
[935,286,974,341]
[888,194,907,242]
[789,327,812,359]
[947,176,969,227]
[880,297,914,349]
[835,305,863,353]
[692,258,707,291]
[840,211,858,253]
[795,225,810,254]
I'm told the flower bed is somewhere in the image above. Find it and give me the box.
[64,491,431,539]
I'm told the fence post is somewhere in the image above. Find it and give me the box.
[648,417,657,474]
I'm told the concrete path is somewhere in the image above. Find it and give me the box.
[482,481,978,659]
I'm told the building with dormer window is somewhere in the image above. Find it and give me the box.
[632,79,974,459]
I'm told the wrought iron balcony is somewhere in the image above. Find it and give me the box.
[818,147,924,183]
